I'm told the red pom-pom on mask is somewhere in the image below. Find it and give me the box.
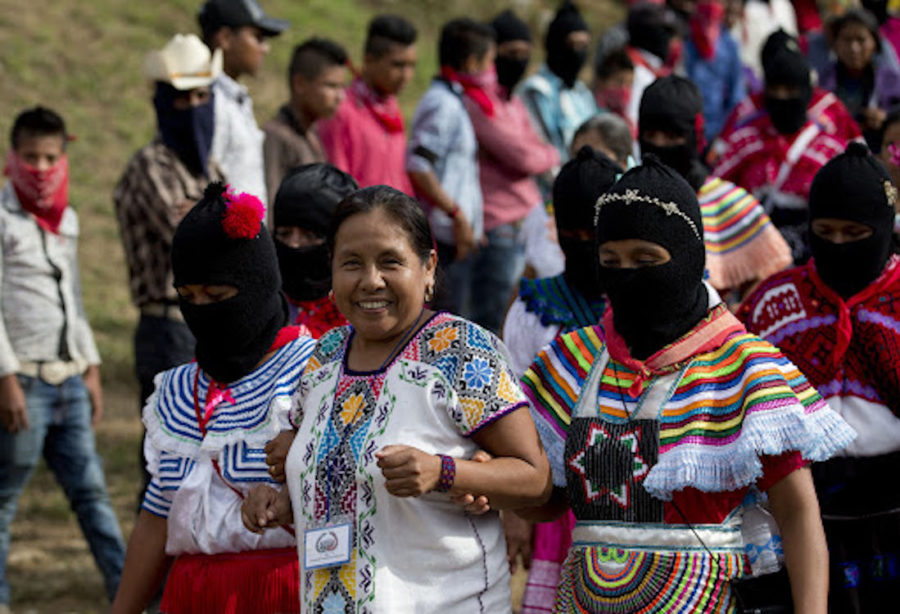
[221,189,265,239]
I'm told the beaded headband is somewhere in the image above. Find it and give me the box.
[593,188,702,241]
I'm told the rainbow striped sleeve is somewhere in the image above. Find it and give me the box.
[522,326,604,486]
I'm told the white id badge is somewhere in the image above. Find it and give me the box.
[304,521,353,570]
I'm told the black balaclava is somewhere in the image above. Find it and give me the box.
[809,142,897,298]
[172,182,288,383]
[545,1,590,88]
[553,146,624,301]
[762,31,812,135]
[153,82,215,176]
[628,3,678,62]
[492,10,533,93]
[273,163,358,302]
[595,155,708,360]
[638,75,709,191]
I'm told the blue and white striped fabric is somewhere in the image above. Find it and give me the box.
[142,335,314,518]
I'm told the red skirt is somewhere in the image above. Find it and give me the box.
[160,547,299,614]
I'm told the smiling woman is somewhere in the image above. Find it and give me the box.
[242,185,552,613]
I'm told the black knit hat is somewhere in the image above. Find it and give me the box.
[810,142,896,228]
[273,163,359,235]
[491,9,532,44]
[553,146,623,230]
[173,182,278,289]
[639,75,705,143]
[172,182,287,382]
[762,30,810,90]
[594,154,704,265]
[546,1,589,50]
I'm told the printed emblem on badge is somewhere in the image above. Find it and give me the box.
[316,531,339,553]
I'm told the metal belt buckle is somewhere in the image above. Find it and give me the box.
[40,362,70,386]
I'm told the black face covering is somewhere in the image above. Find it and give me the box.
[548,44,588,88]
[173,182,288,383]
[272,163,358,304]
[180,291,288,383]
[810,231,891,298]
[601,263,708,360]
[628,5,677,62]
[808,142,896,299]
[545,1,590,88]
[594,155,708,360]
[153,82,215,176]
[495,55,530,93]
[639,76,710,191]
[559,236,603,300]
[276,240,331,302]
[765,95,809,135]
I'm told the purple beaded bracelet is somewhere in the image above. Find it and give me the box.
[435,454,456,493]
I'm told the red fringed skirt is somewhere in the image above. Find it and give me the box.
[160,547,299,614]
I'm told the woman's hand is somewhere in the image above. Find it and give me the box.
[241,485,293,534]
[502,510,534,574]
[450,450,492,514]
[768,467,828,614]
[264,430,296,483]
[375,445,441,496]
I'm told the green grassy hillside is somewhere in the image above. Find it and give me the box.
[0,0,619,610]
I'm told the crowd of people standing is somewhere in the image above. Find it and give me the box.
[3,0,900,612]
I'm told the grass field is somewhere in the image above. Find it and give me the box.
[0,0,619,610]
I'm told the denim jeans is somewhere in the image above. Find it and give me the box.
[470,223,526,334]
[0,375,126,604]
[434,224,526,333]
[134,314,195,502]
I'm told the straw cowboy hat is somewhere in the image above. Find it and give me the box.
[144,33,223,91]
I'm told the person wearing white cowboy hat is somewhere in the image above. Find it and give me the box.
[199,0,290,205]
[113,32,227,506]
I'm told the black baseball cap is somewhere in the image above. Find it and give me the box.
[198,0,289,37]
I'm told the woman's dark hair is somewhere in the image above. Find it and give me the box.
[439,18,496,70]
[10,106,67,150]
[595,48,633,81]
[328,185,434,263]
[830,9,882,54]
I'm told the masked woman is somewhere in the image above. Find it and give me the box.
[243,186,551,612]
[639,75,792,299]
[521,156,855,612]
[111,183,315,614]
[739,142,900,613]
[502,148,620,613]
[713,30,850,264]
[272,163,356,338]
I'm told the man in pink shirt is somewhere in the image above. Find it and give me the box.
[465,11,559,332]
[318,15,417,193]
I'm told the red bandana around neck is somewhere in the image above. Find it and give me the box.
[690,0,725,61]
[440,66,496,118]
[4,150,69,234]
[353,78,405,134]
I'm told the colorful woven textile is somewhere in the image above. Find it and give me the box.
[524,313,851,499]
[519,274,607,329]
[555,547,747,613]
[699,176,792,291]
[287,312,525,613]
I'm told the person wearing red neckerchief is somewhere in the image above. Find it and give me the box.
[111,182,315,614]
[317,15,417,194]
[739,143,900,613]
[407,18,495,321]
[0,107,126,610]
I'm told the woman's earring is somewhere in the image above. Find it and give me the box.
[328,289,335,303]
[424,285,434,303]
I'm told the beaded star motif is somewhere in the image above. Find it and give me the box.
[593,188,702,240]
